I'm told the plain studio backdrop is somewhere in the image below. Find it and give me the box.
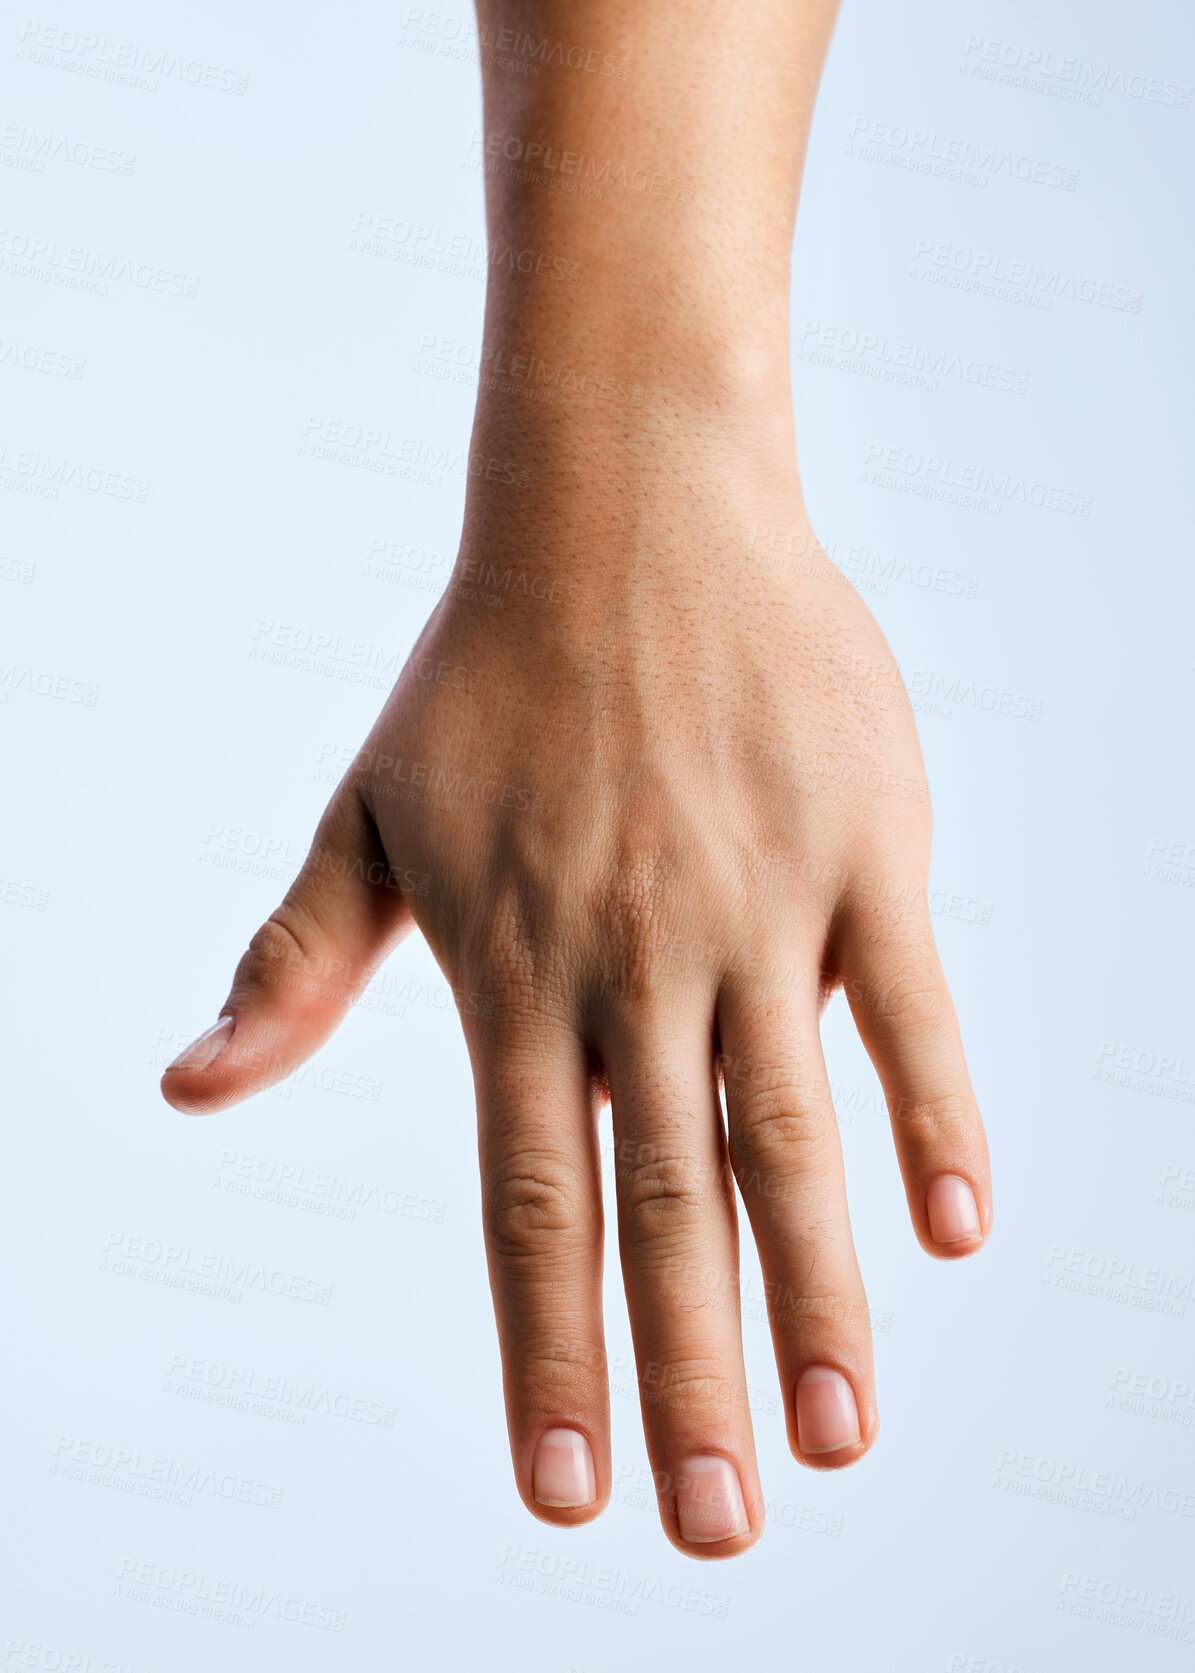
[2,0,1193,1667]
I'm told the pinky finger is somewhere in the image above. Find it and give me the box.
[839,902,991,1259]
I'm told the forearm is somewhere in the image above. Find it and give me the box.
[475,1,837,363]
[464,0,840,556]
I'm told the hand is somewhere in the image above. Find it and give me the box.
[161,398,991,1558]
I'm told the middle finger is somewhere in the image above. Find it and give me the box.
[602,997,763,1557]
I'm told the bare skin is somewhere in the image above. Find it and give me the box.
[162,0,991,1559]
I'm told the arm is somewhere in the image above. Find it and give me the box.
[163,0,990,1560]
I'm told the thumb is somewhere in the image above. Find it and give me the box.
[162,789,414,1114]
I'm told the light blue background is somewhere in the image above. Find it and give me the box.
[2,0,1193,1667]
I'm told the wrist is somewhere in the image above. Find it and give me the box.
[471,313,794,432]
[476,188,793,413]
[472,90,798,415]
[474,220,794,426]
[454,387,809,622]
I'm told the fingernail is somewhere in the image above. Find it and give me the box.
[927,1174,980,1244]
[167,1016,235,1073]
[532,1429,596,1508]
[796,1366,861,1455]
[675,1454,749,1544]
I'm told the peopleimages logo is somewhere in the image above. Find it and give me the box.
[996,1448,1195,1517]
[101,1232,333,1305]
[0,443,148,501]
[848,115,1078,190]
[114,1558,345,1631]
[51,1434,283,1509]
[1044,1244,1193,1314]
[0,123,135,175]
[863,442,1091,517]
[1111,1366,1195,1410]
[1143,837,1195,887]
[214,1150,446,1222]
[2,1641,132,1670]
[0,665,98,705]
[1057,1572,1195,1643]
[0,335,85,378]
[163,1354,397,1427]
[0,228,199,297]
[498,1546,729,1617]
[403,8,629,78]
[15,22,250,94]
[910,239,1142,312]
[1094,1040,1195,1104]
[795,320,1027,397]
[1097,1041,1195,1082]
[959,36,1192,109]
[906,670,1042,722]
[470,129,694,202]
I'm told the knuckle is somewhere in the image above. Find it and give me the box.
[469,898,569,1025]
[235,912,313,994]
[771,1285,872,1334]
[595,849,689,998]
[511,1336,606,1401]
[474,904,538,994]
[638,1357,745,1416]
[524,1333,606,1376]
[868,965,947,1033]
[620,1151,707,1245]
[485,986,572,1039]
[730,1085,837,1178]
[234,908,361,1008]
[888,1090,975,1143]
[485,1156,586,1261]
